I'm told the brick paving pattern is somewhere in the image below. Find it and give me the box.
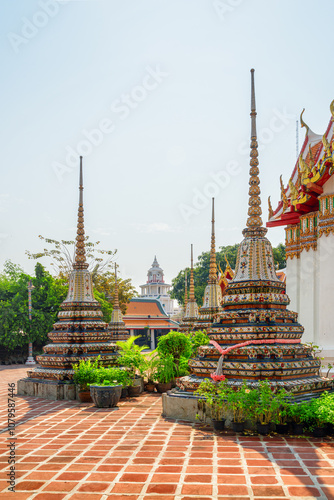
[0,366,334,499]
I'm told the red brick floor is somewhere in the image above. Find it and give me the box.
[0,366,334,499]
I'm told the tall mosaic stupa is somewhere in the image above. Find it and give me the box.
[27,158,119,382]
[175,70,333,395]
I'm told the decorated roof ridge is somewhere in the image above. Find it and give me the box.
[208,198,218,284]
[73,156,88,270]
[243,69,267,237]
[267,105,334,223]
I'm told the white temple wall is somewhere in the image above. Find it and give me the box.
[317,233,334,360]
[298,249,317,344]
[286,257,300,316]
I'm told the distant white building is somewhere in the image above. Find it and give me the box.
[139,256,174,316]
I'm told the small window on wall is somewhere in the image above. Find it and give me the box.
[158,287,160,293]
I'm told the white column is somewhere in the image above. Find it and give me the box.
[298,249,316,344]
[150,329,155,350]
[318,233,334,361]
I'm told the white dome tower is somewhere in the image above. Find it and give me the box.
[140,256,174,316]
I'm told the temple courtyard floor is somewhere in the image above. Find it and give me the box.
[0,367,334,500]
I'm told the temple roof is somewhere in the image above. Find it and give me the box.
[123,298,179,329]
[267,103,334,228]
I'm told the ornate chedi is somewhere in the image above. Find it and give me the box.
[176,70,333,395]
[27,158,119,381]
[199,198,223,322]
[179,245,199,331]
[108,264,130,341]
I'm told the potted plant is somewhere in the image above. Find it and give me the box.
[143,350,159,392]
[155,354,176,393]
[94,366,131,398]
[89,380,123,408]
[73,357,100,402]
[226,381,258,433]
[252,380,278,435]
[195,379,229,430]
[272,388,292,434]
[309,392,334,437]
[287,400,314,435]
[117,336,149,397]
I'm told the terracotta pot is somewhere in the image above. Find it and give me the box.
[313,426,327,438]
[78,390,92,403]
[128,385,141,397]
[212,419,225,431]
[257,423,270,435]
[292,422,304,435]
[232,421,245,433]
[276,423,289,435]
[156,382,172,393]
[90,385,122,408]
[145,383,156,393]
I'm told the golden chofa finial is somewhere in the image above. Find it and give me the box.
[73,156,88,270]
[300,108,309,135]
[280,175,289,211]
[323,132,331,157]
[268,196,274,219]
[308,144,315,168]
[299,155,311,176]
[289,179,299,202]
[330,99,334,121]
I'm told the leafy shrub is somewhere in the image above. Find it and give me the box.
[117,336,148,384]
[157,331,192,361]
[155,354,176,384]
[94,367,131,387]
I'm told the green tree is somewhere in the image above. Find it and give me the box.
[0,261,67,352]
[26,235,116,279]
[170,243,285,305]
[272,243,286,270]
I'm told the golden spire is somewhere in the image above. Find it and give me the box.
[208,198,218,284]
[300,108,309,135]
[113,263,120,310]
[244,69,265,235]
[189,244,195,301]
[73,156,88,270]
[184,270,188,308]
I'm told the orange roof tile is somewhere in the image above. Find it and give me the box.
[125,301,165,317]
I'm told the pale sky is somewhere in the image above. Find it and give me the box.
[1,0,333,290]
